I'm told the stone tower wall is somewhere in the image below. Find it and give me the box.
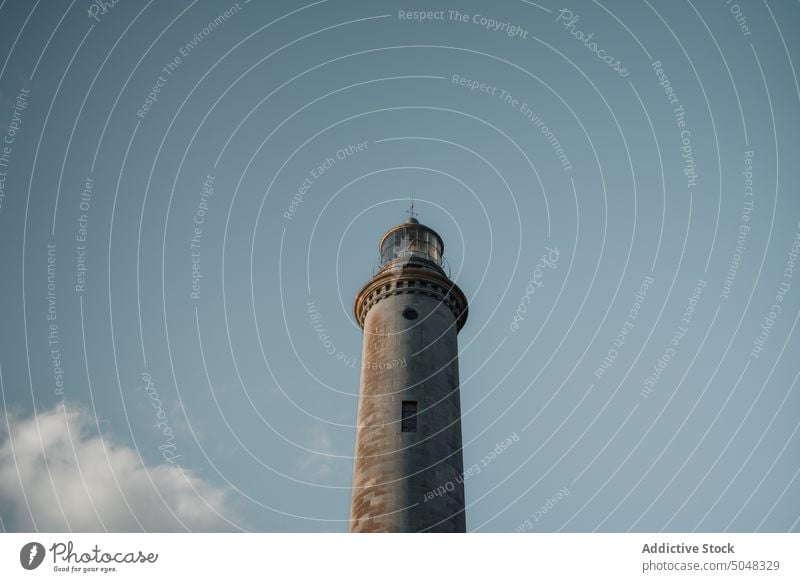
[349,277,466,533]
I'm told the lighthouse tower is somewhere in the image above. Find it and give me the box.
[349,212,469,532]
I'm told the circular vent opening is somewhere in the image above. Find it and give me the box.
[402,307,419,320]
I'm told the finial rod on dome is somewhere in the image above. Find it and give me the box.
[406,194,419,223]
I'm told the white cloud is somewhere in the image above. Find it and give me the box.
[0,403,242,532]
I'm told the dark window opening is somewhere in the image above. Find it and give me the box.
[401,401,417,433]
[402,307,418,320]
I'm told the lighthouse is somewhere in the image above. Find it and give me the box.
[349,211,469,532]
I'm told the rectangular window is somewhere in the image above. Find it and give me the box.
[401,401,417,433]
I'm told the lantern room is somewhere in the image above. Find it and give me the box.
[378,217,444,268]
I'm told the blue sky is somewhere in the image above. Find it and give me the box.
[0,0,798,532]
